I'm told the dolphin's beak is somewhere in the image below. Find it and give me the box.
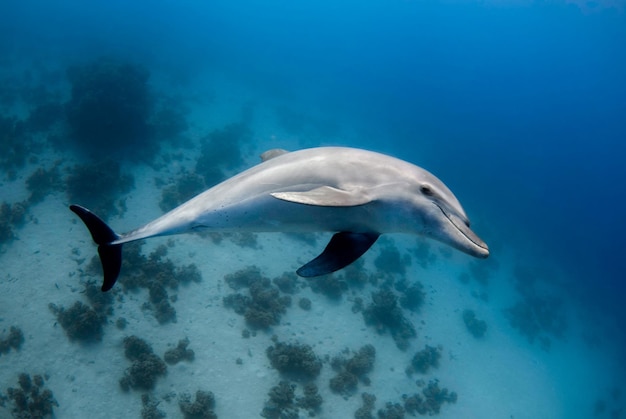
[436,204,489,258]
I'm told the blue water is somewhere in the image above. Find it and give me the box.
[1,0,625,417]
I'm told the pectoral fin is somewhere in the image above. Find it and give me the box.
[297,232,379,277]
[271,186,371,207]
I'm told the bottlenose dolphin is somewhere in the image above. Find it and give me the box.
[70,147,488,292]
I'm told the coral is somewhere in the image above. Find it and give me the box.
[164,338,195,365]
[179,390,217,419]
[4,373,58,418]
[25,102,65,133]
[0,201,28,247]
[226,232,258,249]
[261,381,321,418]
[151,101,189,143]
[412,241,437,268]
[89,242,202,324]
[0,115,33,175]
[49,301,104,341]
[402,380,458,415]
[25,163,64,204]
[395,280,425,312]
[298,297,312,311]
[244,280,291,329]
[223,266,291,330]
[266,341,322,379]
[195,122,252,186]
[504,294,567,349]
[374,244,411,276]
[66,160,134,219]
[124,335,154,360]
[329,370,359,395]
[377,402,405,419]
[407,345,441,375]
[224,265,263,290]
[354,392,376,419]
[120,336,167,391]
[159,170,206,212]
[306,272,347,299]
[341,260,374,289]
[141,394,165,419]
[420,380,457,414]
[463,309,487,338]
[65,58,155,159]
[261,381,297,419]
[363,289,416,350]
[329,345,376,396]
[297,383,323,411]
[83,280,113,315]
[0,326,24,355]
[272,272,299,294]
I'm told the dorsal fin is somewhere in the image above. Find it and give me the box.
[260,148,289,162]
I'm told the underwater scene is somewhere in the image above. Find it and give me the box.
[1,1,625,418]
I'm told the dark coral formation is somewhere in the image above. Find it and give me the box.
[503,265,567,350]
[355,392,377,419]
[83,280,114,316]
[141,394,166,419]
[412,241,438,269]
[0,326,24,355]
[403,380,457,415]
[195,122,252,186]
[0,201,27,248]
[66,160,134,219]
[298,297,312,311]
[261,381,296,418]
[329,345,376,396]
[272,272,299,294]
[4,373,58,419]
[65,58,154,158]
[374,243,411,276]
[377,402,405,419]
[261,381,322,418]
[463,309,487,338]
[407,345,441,375]
[363,289,416,350]
[25,163,64,204]
[119,336,167,391]
[223,266,291,330]
[164,338,195,365]
[504,296,567,351]
[49,301,104,342]
[395,279,426,312]
[159,170,206,212]
[0,115,36,177]
[88,242,202,324]
[266,340,322,379]
[306,272,347,299]
[179,390,217,419]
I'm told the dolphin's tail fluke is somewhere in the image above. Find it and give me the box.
[70,204,122,292]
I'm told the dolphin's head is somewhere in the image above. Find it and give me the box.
[384,167,489,259]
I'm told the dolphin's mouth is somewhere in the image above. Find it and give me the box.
[435,203,489,258]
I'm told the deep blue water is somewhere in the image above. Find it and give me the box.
[2,0,625,328]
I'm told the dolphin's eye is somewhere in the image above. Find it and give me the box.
[420,185,433,196]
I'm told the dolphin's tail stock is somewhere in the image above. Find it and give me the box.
[70,204,122,292]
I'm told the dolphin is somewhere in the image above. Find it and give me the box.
[70,147,488,292]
